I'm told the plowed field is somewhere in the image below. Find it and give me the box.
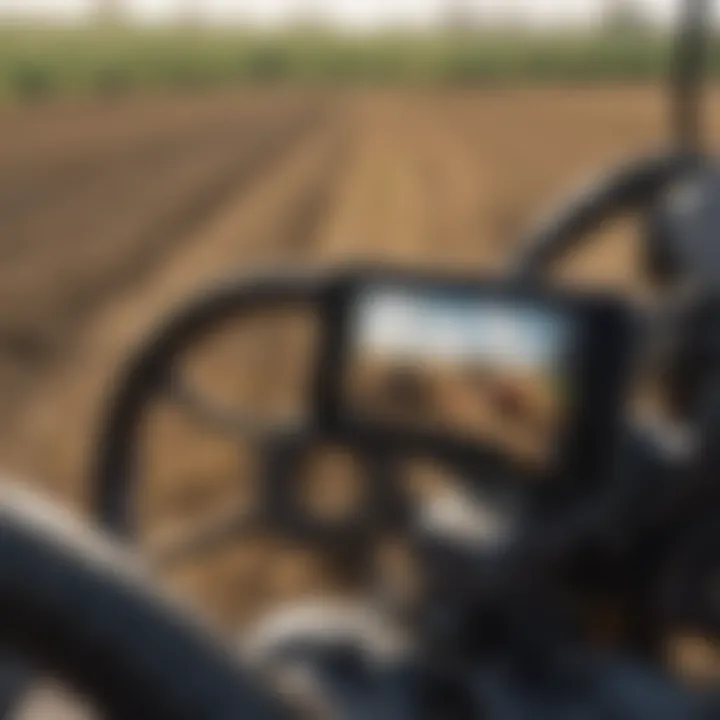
[2,85,719,626]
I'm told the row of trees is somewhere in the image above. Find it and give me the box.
[441,1,653,33]
[602,0,653,32]
[95,0,202,25]
[94,0,653,32]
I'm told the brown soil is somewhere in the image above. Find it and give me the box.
[2,85,719,630]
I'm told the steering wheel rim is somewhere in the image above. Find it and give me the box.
[95,270,325,537]
[0,481,708,720]
[0,483,286,720]
[509,151,698,281]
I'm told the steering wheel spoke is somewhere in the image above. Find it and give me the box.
[153,506,262,568]
[164,369,300,443]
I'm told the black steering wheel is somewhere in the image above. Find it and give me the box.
[94,270,407,574]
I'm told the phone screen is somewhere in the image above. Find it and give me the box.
[344,284,577,469]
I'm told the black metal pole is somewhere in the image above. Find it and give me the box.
[672,0,711,153]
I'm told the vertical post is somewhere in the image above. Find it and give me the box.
[672,0,711,153]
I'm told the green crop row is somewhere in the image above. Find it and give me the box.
[0,26,716,101]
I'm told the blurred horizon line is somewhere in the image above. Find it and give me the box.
[0,1,706,33]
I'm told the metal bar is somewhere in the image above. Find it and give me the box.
[673,0,712,152]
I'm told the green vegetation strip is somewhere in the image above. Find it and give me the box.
[0,26,716,100]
